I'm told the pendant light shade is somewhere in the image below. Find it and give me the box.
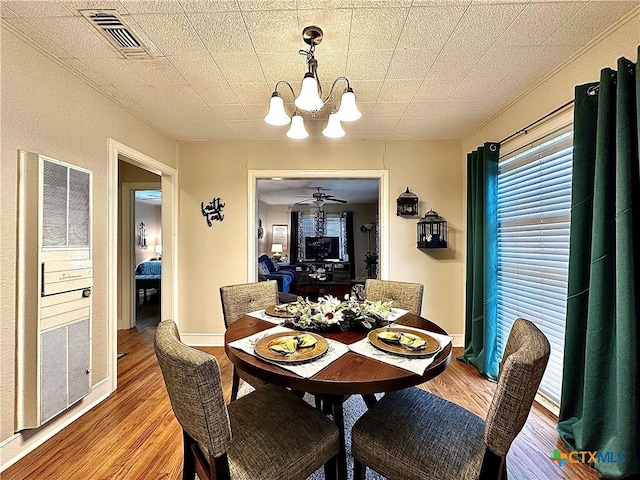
[295,74,324,112]
[336,88,361,122]
[322,113,345,138]
[264,93,290,126]
[286,113,309,139]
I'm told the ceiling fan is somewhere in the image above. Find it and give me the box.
[295,187,347,208]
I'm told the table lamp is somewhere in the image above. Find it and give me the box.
[155,244,162,260]
[271,243,283,261]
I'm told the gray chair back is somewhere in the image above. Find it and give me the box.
[154,319,231,459]
[364,279,424,315]
[219,280,278,327]
[484,318,551,457]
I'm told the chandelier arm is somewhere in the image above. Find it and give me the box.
[326,76,351,98]
[316,76,351,111]
[274,80,296,98]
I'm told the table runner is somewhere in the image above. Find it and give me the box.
[247,306,409,325]
[228,325,349,378]
[348,326,453,376]
[247,309,283,324]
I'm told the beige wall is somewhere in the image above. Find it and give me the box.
[264,205,291,257]
[119,160,163,183]
[135,202,162,265]
[463,12,639,153]
[0,26,176,444]
[177,140,463,341]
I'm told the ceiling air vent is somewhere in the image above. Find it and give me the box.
[80,10,151,59]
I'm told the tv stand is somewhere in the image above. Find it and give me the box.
[293,262,351,300]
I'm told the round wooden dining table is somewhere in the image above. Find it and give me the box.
[224,312,452,480]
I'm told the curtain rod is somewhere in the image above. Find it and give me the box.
[499,99,574,145]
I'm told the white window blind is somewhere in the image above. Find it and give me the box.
[496,126,573,406]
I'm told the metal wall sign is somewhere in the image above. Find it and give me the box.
[201,197,225,227]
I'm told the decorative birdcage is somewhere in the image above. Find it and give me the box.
[396,187,419,217]
[417,209,447,249]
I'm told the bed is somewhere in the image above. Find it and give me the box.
[135,260,161,304]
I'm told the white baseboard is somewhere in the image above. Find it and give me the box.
[535,392,560,417]
[0,379,112,473]
[180,332,225,347]
[451,333,464,348]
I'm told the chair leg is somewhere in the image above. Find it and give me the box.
[353,458,366,480]
[361,393,377,408]
[331,402,347,480]
[324,454,338,480]
[182,430,196,480]
[230,367,240,402]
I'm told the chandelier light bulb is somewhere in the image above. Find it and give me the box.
[322,113,345,138]
[295,74,324,112]
[264,93,290,126]
[286,113,309,139]
[336,88,362,122]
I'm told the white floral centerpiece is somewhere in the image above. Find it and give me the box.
[282,294,393,332]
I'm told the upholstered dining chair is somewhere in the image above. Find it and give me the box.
[364,279,424,315]
[154,319,339,480]
[351,318,550,480]
[220,280,278,400]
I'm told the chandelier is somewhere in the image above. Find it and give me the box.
[263,25,362,139]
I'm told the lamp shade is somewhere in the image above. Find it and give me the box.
[336,88,361,122]
[154,244,162,255]
[271,243,283,260]
[322,113,345,138]
[286,113,309,139]
[264,93,290,126]
[295,74,323,111]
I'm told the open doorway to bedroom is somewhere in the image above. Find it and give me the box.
[118,159,163,332]
[133,189,162,329]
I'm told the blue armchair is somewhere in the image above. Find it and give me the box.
[257,254,296,293]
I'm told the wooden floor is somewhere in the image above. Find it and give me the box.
[4,310,598,480]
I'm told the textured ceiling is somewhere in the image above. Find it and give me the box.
[258,178,379,205]
[1,1,637,142]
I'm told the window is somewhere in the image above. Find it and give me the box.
[300,212,347,260]
[496,126,573,406]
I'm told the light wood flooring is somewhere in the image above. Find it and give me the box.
[4,308,598,480]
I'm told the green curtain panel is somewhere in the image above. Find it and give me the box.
[558,49,639,479]
[458,142,500,379]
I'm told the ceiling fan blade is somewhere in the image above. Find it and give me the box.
[326,198,347,203]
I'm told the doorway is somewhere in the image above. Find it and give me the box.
[108,139,177,393]
[247,170,389,284]
[132,188,162,329]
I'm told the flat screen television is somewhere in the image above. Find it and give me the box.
[305,236,340,261]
